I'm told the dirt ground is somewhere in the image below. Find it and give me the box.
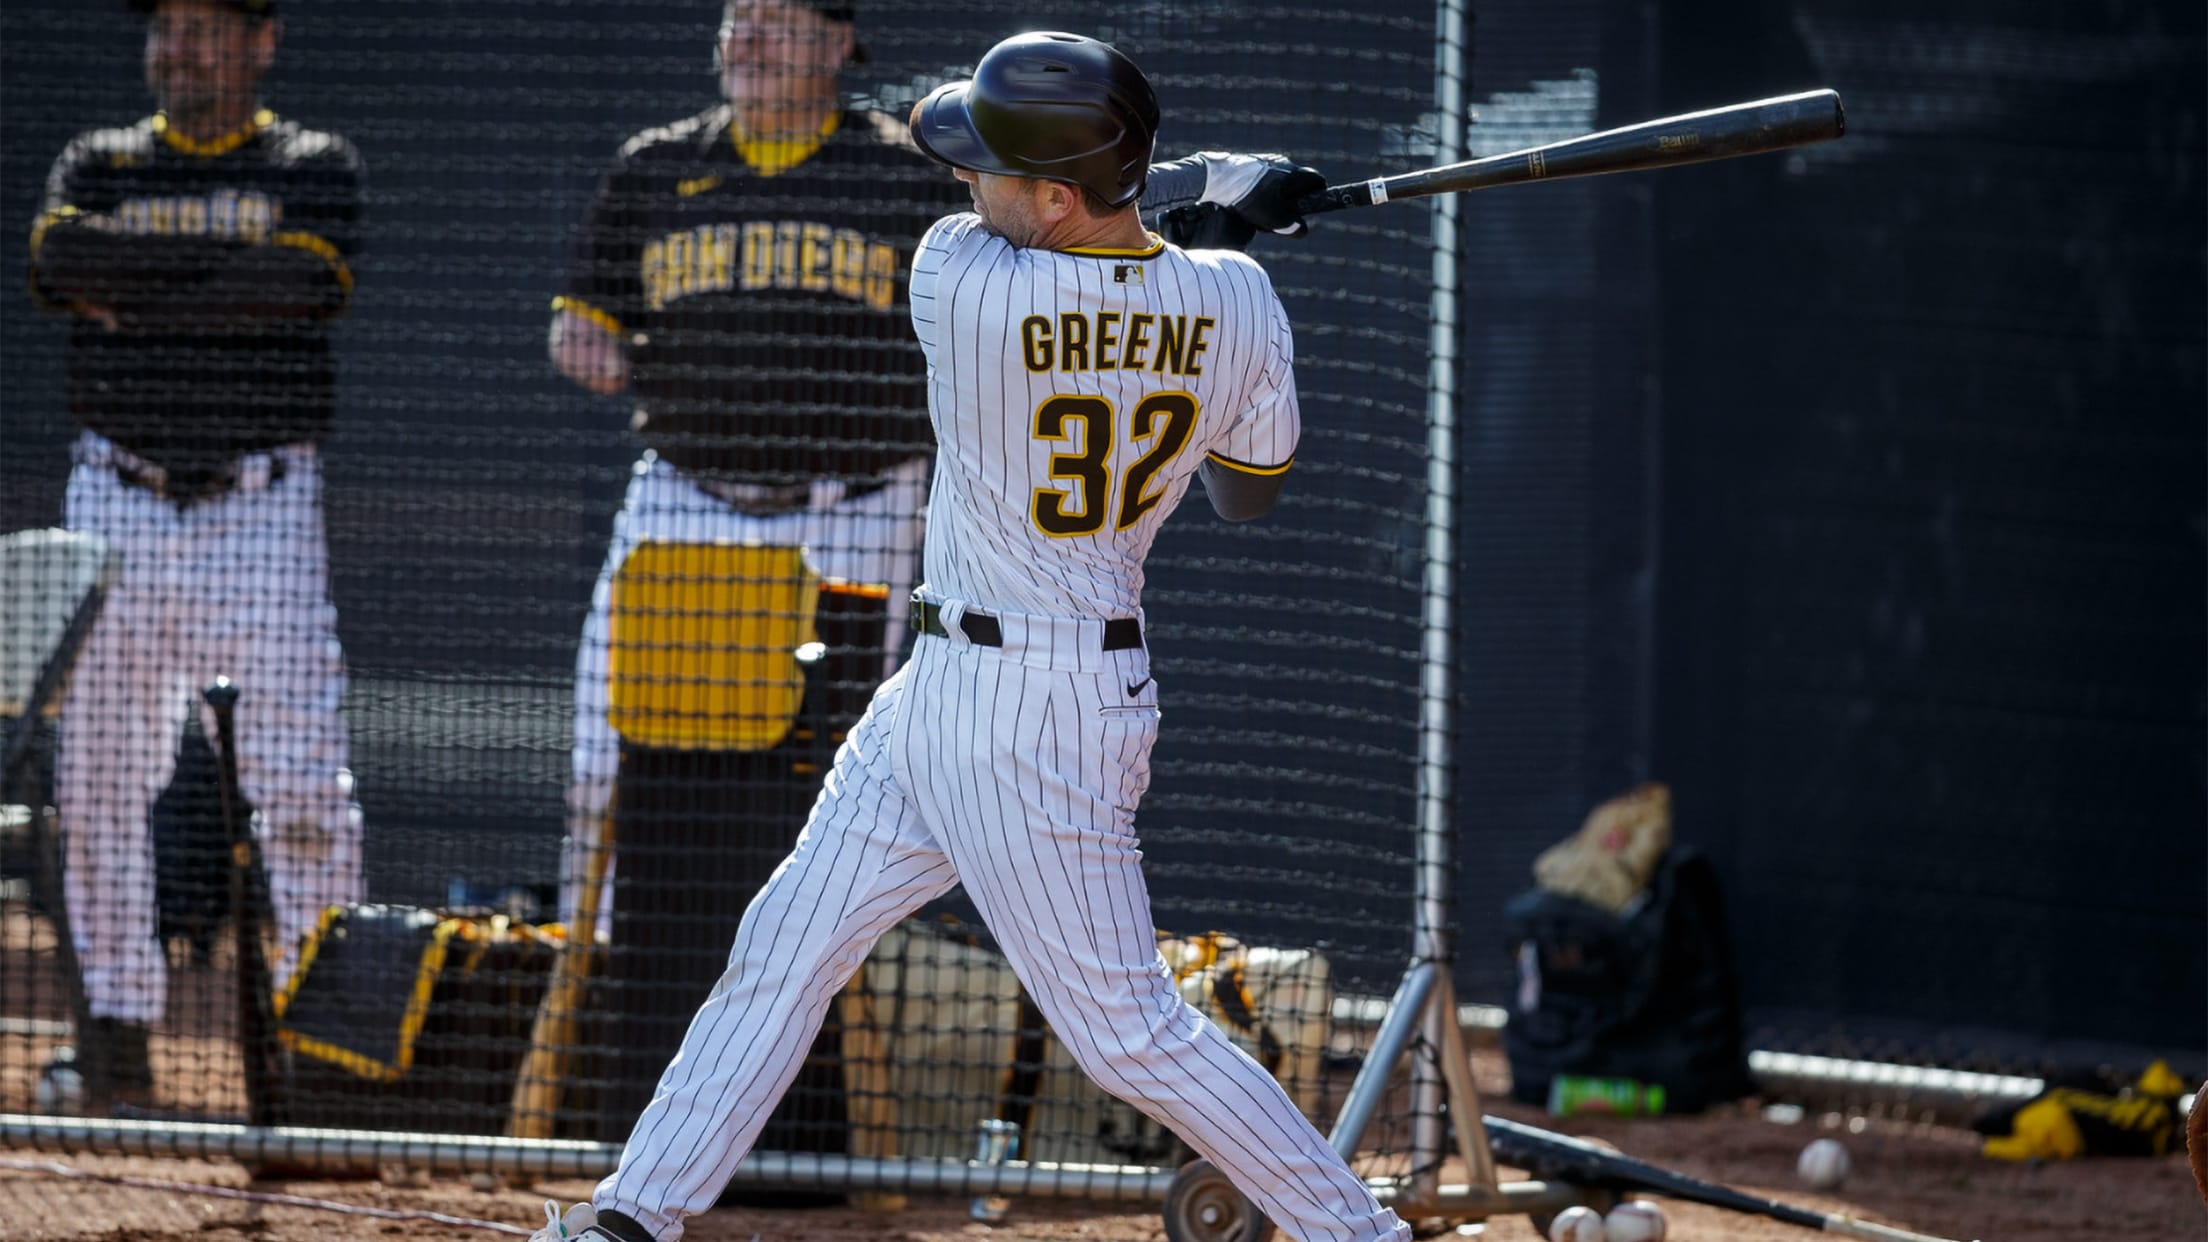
[5,1051,2200,1242]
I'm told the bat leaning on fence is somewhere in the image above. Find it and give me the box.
[1484,1115,1980,1242]
[505,810,613,1140]
[205,677,286,1127]
[1297,88,1844,216]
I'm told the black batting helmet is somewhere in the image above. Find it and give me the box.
[910,32,1159,207]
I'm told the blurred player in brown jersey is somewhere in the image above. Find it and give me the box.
[28,0,365,1111]
[547,0,963,1171]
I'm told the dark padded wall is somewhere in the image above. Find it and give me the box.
[1650,1,2206,1056]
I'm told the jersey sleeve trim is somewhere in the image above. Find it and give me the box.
[551,294,625,337]
[1205,450,1294,477]
[26,206,81,314]
[271,229,355,302]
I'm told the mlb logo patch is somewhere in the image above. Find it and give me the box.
[1113,264,1145,286]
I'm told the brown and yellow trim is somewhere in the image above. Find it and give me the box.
[153,108,274,158]
[27,206,83,313]
[271,229,354,303]
[273,907,461,1083]
[551,294,625,337]
[731,109,841,178]
[1065,234,1166,259]
[1205,450,1294,476]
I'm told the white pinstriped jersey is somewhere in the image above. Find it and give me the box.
[909,212,1299,617]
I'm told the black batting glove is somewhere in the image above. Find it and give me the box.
[1143,152,1328,250]
[1202,152,1327,238]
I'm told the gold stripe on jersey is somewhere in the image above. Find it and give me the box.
[1020,312,1214,376]
[153,108,274,158]
[25,207,79,313]
[730,110,841,178]
[642,220,896,312]
[552,295,625,337]
[272,230,354,301]
[1063,234,1166,258]
[27,206,79,263]
[1205,450,1295,476]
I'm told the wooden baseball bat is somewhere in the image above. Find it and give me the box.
[836,982,906,1214]
[205,677,286,1127]
[505,810,613,1140]
[1298,88,1844,215]
[1484,1115,1976,1242]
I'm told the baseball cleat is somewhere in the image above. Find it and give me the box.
[529,1201,655,1242]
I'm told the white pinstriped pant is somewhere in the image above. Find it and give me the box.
[595,598,1409,1242]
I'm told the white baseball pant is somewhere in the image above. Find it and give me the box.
[591,600,1410,1242]
[56,430,364,1025]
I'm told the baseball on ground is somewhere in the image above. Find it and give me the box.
[1604,1199,1668,1242]
[1797,1136,1851,1189]
[1547,1204,1607,1242]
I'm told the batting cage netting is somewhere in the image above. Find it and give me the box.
[2,0,2202,1227]
[0,0,1473,1195]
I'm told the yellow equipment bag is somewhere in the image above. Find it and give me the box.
[607,541,819,751]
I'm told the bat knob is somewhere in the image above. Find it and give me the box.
[202,677,241,708]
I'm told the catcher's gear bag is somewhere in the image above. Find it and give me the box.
[1504,846,1753,1114]
[1974,1059,2188,1161]
[275,904,559,1132]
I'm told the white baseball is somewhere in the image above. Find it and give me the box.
[1604,1199,1668,1242]
[1797,1137,1851,1189]
[1548,1204,1607,1242]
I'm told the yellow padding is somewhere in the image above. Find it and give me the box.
[608,541,819,751]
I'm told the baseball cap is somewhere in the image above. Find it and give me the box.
[128,0,277,15]
[725,0,867,64]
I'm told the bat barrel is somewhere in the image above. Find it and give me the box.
[1295,87,1844,217]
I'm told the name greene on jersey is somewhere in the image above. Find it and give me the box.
[1019,311,1216,376]
[640,218,898,312]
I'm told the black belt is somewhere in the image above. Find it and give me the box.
[686,471,894,517]
[105,450,286,508]
[909,598,1142,652]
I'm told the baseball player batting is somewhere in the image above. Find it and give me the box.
[530,31,1407,1242]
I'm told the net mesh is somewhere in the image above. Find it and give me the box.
[0,0,1447,1186]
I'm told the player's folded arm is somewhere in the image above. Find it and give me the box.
[31,215,352,322]
[1199,451,1292,522]
[31,209,230,310]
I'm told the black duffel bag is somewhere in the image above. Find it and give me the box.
[1502,847,1754,1114]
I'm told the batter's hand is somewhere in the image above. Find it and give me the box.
[1195,152,1327,238]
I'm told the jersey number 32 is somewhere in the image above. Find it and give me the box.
[1032,391,1199,538]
